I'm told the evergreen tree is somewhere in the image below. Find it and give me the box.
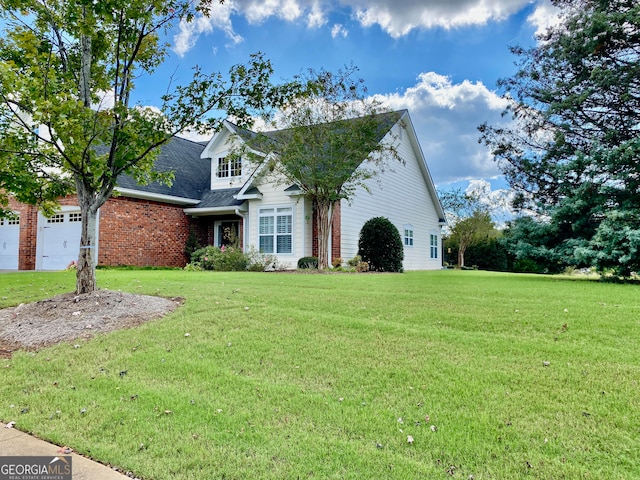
[479,0,640,278]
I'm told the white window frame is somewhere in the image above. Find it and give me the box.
[216,156,242,178]
[404,224,414,247]
[430,233,439,259]
[258,205,294,255]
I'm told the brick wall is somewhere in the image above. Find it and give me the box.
[7,198,38,270]
[98,196,192,267]
[5,194,241,270]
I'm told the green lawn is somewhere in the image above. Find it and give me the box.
[1,270,639,479]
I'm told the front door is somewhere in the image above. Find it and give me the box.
[216,221,239,248]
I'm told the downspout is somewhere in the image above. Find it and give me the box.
[235,208,248,251]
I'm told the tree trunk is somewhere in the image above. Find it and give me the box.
[315,199,333,270]
[75,175,109,294]
[79,18,92,108]
[76,202,98,294]
[458,244,467,269]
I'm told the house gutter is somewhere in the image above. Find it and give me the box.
[183,205,248,217]
[235,208,249,251]
[115,187,201,206]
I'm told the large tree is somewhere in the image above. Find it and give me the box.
[479,0,640,277]
[244,66,402,270]
[439,188,496,268]
[0,0,293,293]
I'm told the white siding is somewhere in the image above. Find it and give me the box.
[340,124,442,270]
[204,130,254,190]
[245,181,313,269]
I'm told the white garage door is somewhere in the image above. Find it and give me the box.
[39,211,82,270]
[0,215,20,270]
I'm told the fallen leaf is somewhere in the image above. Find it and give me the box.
[57,446,73,454]
[407,435,414,444]
[5,421,16,429]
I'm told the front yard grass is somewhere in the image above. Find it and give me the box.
[1,270,639,479]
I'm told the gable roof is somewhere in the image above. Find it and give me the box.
[221,110,446,224]
[114,110,446,224]
[115,136,209,203]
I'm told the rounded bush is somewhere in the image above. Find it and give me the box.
[358,217,404,272]
[297,256,318,269]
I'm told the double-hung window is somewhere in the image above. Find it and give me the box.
[430,234,439,259]
[217,157,242,178]
[404,225,414,247]
[259,207,293,254]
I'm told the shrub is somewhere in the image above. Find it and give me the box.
[190,245,248,271]
[298,256,318,269]
[347,255,362,267]
[184,226,202,259]
[246,246,279,272]
[358,217,404,272]
[356,260,369,273]
[183,262,203,271]
[332,257,343,268]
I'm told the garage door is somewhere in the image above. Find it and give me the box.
[0,215,20,270]
[39,211,82,270]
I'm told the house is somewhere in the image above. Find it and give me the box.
[0,109,446,271]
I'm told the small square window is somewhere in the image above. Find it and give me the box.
[48,214,64,223]
[404,225,414,247]
[217,157,242,178]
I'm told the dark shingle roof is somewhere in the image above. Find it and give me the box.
[116,110,406,207]
[247,110,405,156]
[196,188,244,208]
[116,136,209,200]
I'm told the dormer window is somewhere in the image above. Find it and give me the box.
[217,156,242,178]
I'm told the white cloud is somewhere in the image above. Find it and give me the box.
[527,0,563,37]
[331,23,348,38]
[173,2,242,57]
[375,72,511,185]
[352,0,530,38]
[238,0,303,24]
[91,90,115,111]
[172,0,539,55]
[306,1,327,28]
[465,179,515,226]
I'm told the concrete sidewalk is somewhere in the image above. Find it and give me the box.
[0,423,129,479]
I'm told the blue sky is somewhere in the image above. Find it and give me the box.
[135,0,561,194]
